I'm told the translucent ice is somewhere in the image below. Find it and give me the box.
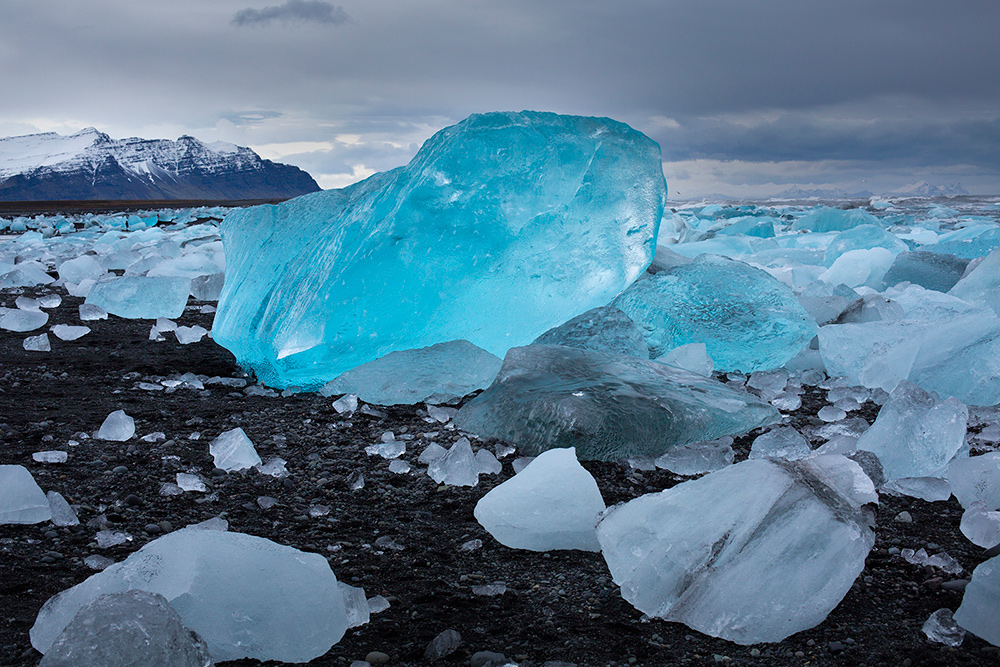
[427,438,479,486]
[175,326,208,345]
[922,608,965,647]
[86,276,191,319]
[790,206,879,233]
[46,492,79,527]
[532,306,648,358]
[454,344,779,461]
[0,465,53,524]
[818,247,895,289]
[96,410,135,441]
[58,255,107,285]
[37,590,214,667]
[950,248,1000,315]
[882,251,969,293]
[823,224,907,266]
[78,304,107,321]
[208,428,261,471]
[654,437,735,475]
[474,448,605,552]
[24,333,51,351]
[213,111,666,389]
[960,502,1000,548]
[613,254,816,372]
[749,427,811,461]
[1,308,48,331]
[855,382,967,480]
[954,555,1000,647]
[948,453,1000,509]
[176,473,207,492]
[319,340,502,406]
[51,325,90,341]
[596,455,876,645]
[656,342,714,376]
[30,529,348,663]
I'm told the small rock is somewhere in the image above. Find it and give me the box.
[894,511,913,523]
[471,650,508,667]
[828,641,846,652]
[365,650,390,665]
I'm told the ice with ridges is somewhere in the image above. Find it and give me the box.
[613,254,817,372]
[213,111,666,389]
[30,529,348,663]
[474,448,606,552]
[455,344,779,461]
[596,455,877,645]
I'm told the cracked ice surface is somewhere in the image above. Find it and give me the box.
[213,111,666,389]
[597,455,876,645]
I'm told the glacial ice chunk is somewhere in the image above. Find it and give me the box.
[656,342,713,377]
[37,590,214,667]
[596,455,877,645]
[213,111,666,389]
[613,254,816,372]
[319,340,502,406]
[882,251,969,293]
[86,276,191,319]
[474,448,606,552]
[1,308,48,331]
[30,529,348,663]
[24,333,51,351]
[823,224,907,266]
[427,438,479,487]
[531,306,648,358]
[51,325,90,341]
[960,502,1000,548]
[79,304,107,321]
[175,326,208,345]
[654,437,735,475]
[96,410,135,441]
[0,465,53,524]
[950,248,1000,315]
[58,256,106,285]
[749,427,811,461]
[818,247,895,289]
[855,382,967,480]
[948,453,1000,509]
[46,491,80,527]
[454,344,779,461]
[790,206,878,233]
[954,555,1000,647]
[208,428,261,471]
[922,609,965,647]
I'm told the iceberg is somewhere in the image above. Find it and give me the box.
[613,254,816,372]
[30,529,348,663]
[823,224,907,266]
[0,465,52,524]
[531,306,648,358]
[790,206,879,233]
[454,344,779,461]
[855,381,967,481]
[213,111,666,389]
[474,448,606,551]
[596,455,876,645]
[86,276,191,319]
[319,340,502,406]
[37,590,214,667]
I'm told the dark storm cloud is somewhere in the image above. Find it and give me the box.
[232,0,348,26]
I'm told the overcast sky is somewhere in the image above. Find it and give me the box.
[1,0,998,197]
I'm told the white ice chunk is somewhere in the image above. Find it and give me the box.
[856,381,967,480]
[749,427,811,461]
[948,453,1000,509]
[96,410,135,442]
[58,255,106,285]
[51,324,90,341]
[155,318,177,332]
[37,590,214,667]
[475,447,605,551]
[418,443,447,464]
[339,583,370,629]
[955,555,1000,647]
[0,465,53,524]
[176,473,207,492]
[175,326,208,345]
[23,333,50,351]
[2,309,48,331]
[596,455,877,645]
[475,448,502,475]
[331,393,358,414]
[427,438,479,486]
[33,451,67,463]
[78,304,107,321]
[208,428,261,471]
[30,529,349,663]
[365,441,405,459]
[86,276,191,319]
[922,608,965,647]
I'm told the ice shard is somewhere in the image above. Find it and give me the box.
[613,254,816,372]
[0,465,52,524]
[208,428,261,472]
[454,344,779,461]
[474,448,606,552]
[213,111,666,389]
[596,455,877,645]
[319,340,502,406]
[30,529,348,663]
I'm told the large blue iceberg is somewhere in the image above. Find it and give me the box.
[213,111,667,388]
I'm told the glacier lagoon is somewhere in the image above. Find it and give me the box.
[4,134,1000,664]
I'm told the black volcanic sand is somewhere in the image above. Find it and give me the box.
[1,285,998,667]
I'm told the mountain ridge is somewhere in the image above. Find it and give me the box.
[0,128,320,201]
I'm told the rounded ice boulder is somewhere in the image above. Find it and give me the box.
[212,111,667,389]
[30,529,349,663]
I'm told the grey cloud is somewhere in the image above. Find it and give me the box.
[232,0,348,26]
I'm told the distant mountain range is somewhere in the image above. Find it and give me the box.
[774,182,969,199]
[0,128,321,201]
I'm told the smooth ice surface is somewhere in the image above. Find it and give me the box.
[749,427,811,461]
[790,206,879,233]
[96,410,135,441]
[0,465,52,524]
[613,254,816,372]
[922,609,965,647]
[51,324,90,341]
[319,340,502,406]
[656,342,713,376]
[532,306,648,358]
[78,304,107,321]
[596,455,877,645]
[30,529,348,663]
[474,448,606,552]
[954,555,1000,647]
[823,224,907,266]
[1,308,48,331]
[950,248,1000,315]
[818,247,895,289]
[175,326,208,345]
[882,251,969,293]
[208,428,261,471]
[213,111,666,389]
[86,276,191,319]
[856,382,967,480]
[37,590,214,667]
[948,453,1000,509]
[455,344,779,461]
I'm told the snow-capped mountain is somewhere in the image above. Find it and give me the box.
[0,127,320,201]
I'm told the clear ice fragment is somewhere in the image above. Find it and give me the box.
[33,451,67,463]
[96,410,135,442]
[948,453,1000,509]
[922,608,965,647]
[51,325,90,341]
[532,306,649,358]
[2,309,48,332]
[427,438,479,486]
[175,326,208,345]
[176,473,207,492]
[46,492,79,527]
[654,437,735,475]
[78,304,107,321]
[656,342,714,377]
[208,428,261,471]
[0,465,52,524]
[23,333,50,351]
[86,276,191,319]
[749,427,811,461]
[960,502,1000,548]
[255,457,288,478]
